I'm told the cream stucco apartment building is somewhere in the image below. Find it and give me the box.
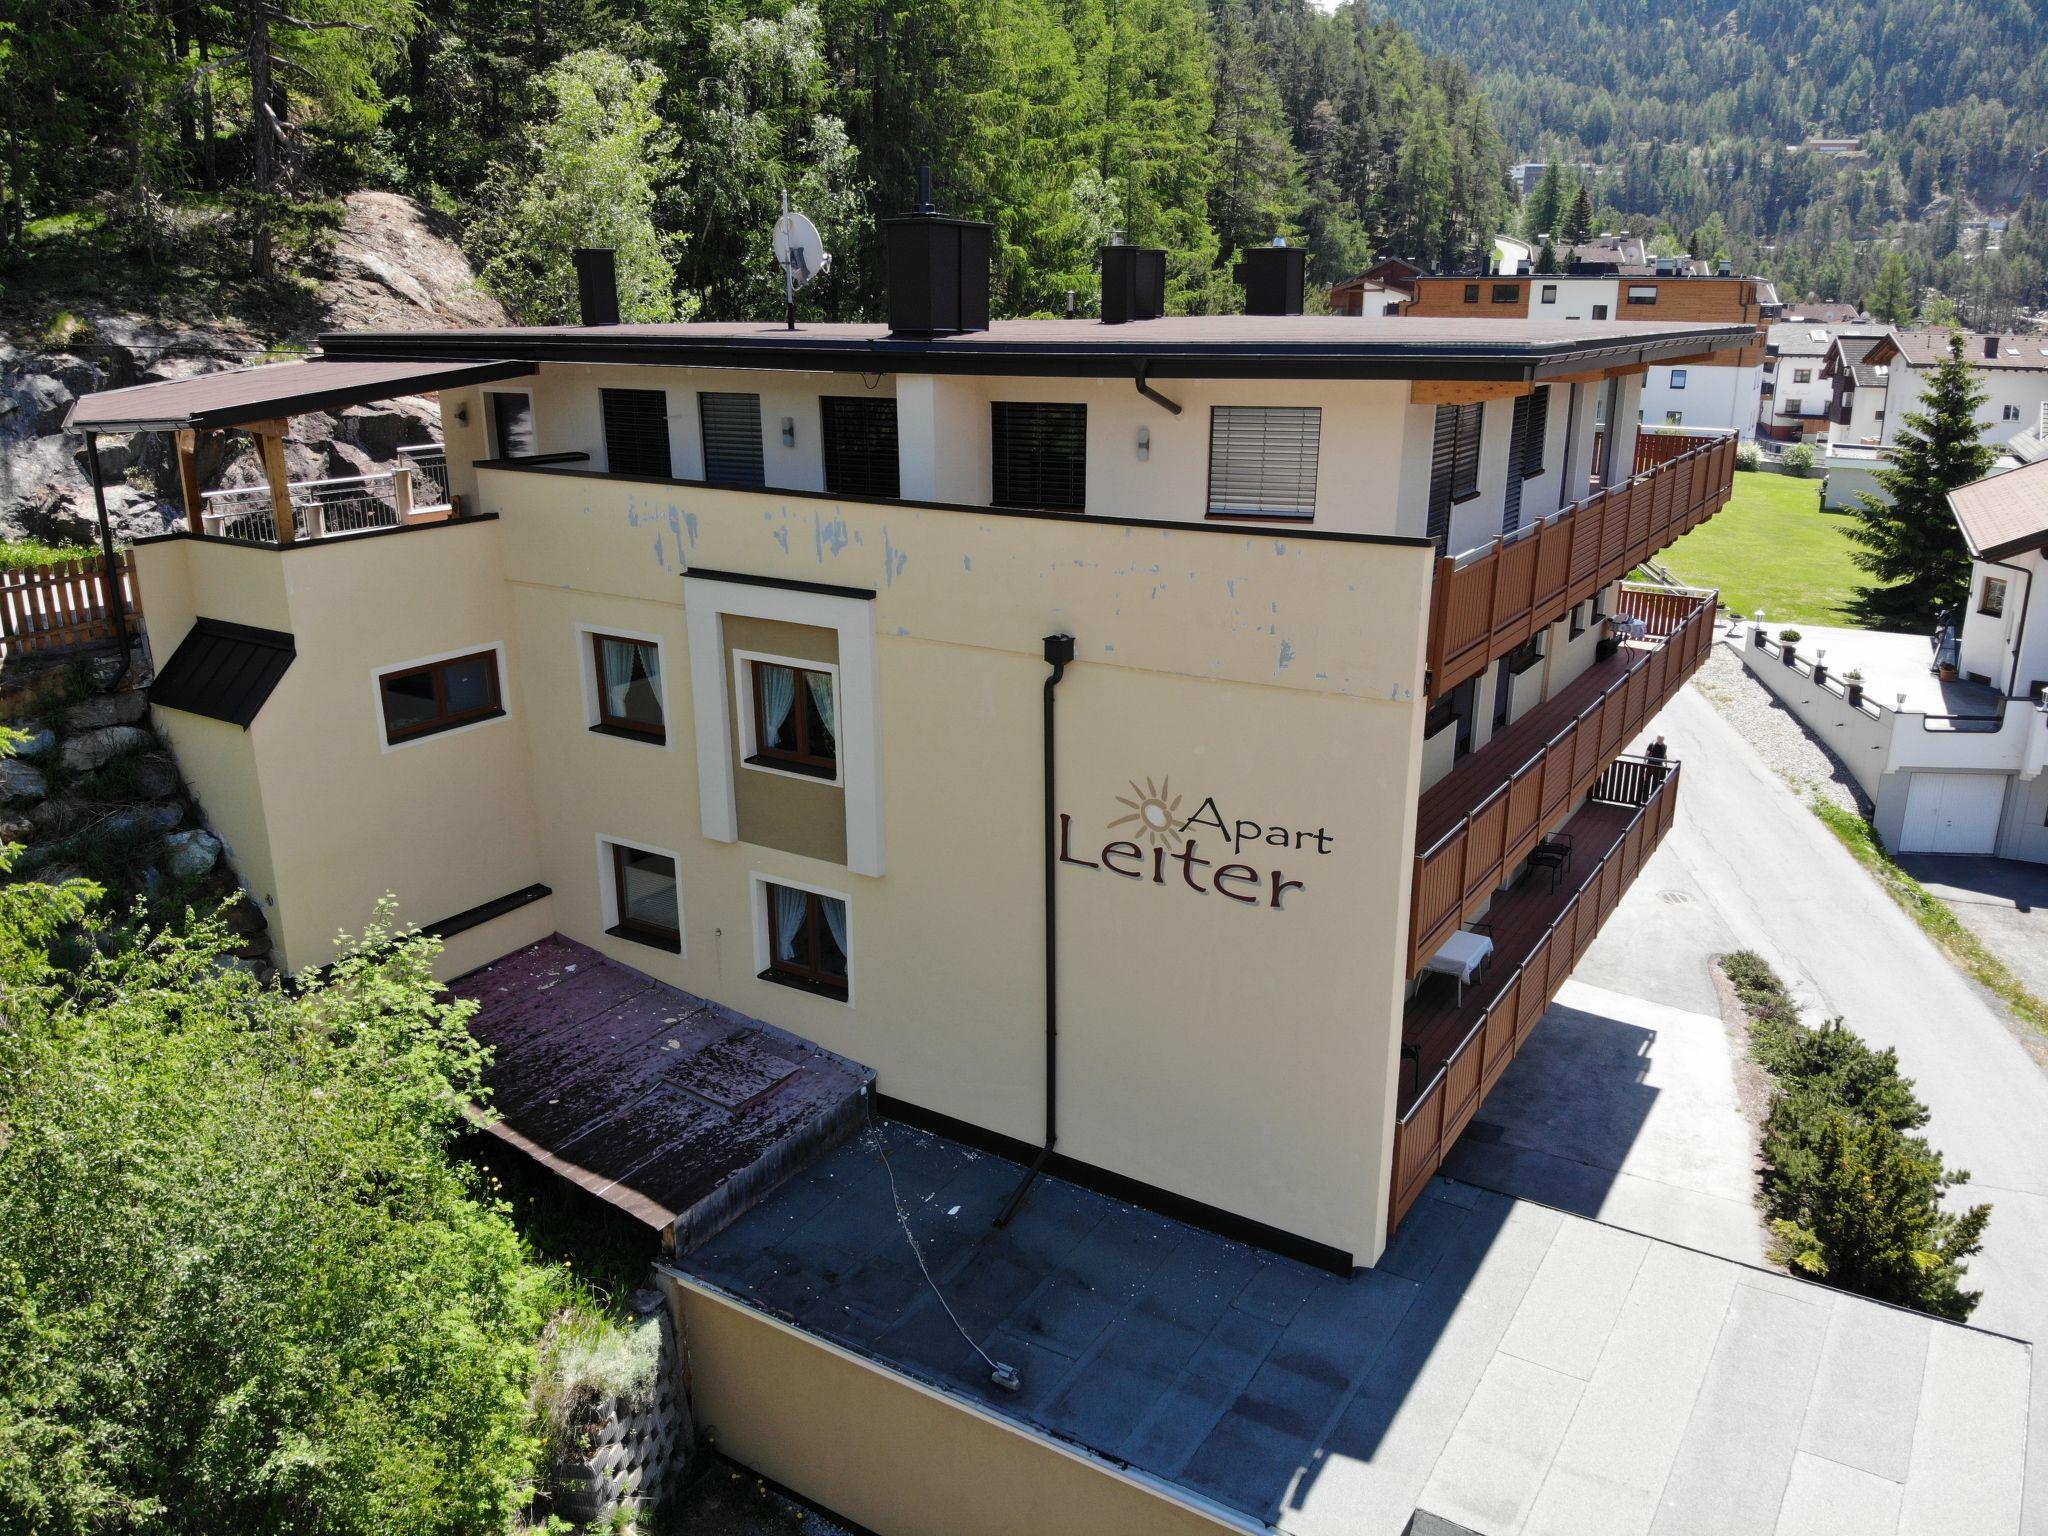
[73,230,1737,1485]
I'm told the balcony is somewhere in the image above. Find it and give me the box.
[197,446,454,543]
[1407,586,1715,976]
[1425,432,1734,697]
[1390,756,1683,1231]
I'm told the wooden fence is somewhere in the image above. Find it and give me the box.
[1389,758,1684,1234]
[1407,595,1714,977]
[0,551,141,661]
[1425,433,1735,698]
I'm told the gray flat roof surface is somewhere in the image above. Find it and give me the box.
[679,1122,2029,1535]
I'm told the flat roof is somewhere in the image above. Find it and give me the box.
[67,355,535,433]
[1951,458,2048,560]
[315,314,1753,382]
[677,1122,2028,1533]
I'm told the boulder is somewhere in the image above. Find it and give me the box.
[61,724,153,772]
[131,756,182,798]
[28,796,86,836]
[325,438,381,480]
[220,895,269,936]
[62,690,149,732]
[102,803,182,841]
[40,862,89,886]
[12,726,56,760]
[12,373,76,435]
[72,434,137,478]
[163,828,221,881]
[335,404,415,460]
[0,816,35,845]
[0,758,48,803]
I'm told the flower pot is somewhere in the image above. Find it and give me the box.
[1940,664,1958,682]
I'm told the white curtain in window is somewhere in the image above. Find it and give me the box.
[759,663,796,744]
[772,884,809,962]
[820,894,848,958]
[602,639,639,716]
[806,670,836,748]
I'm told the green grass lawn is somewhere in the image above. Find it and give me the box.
[1656,469,1869,628]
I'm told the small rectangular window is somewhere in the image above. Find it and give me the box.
[2003,403,2023,422]
[763,881,849,999]
[1591,303,1609,320]
[821,396,901,499]
[1463,283,1481,303]
[607,843,681,952]
[1981,577,2009,617]
[1669,369,1688,390]
[601,388,672,479]
[699,392,766,487]
[992,402,1087,510]
[1491,283,1520,304]
[591,633,664,742]
[1540,284,1558,304]
[747,657,838,779]
[1793,368,1813,384]
[1665,411,1684,425]
[486,392,534,458]
[1207,406,1321,519]
[377,650,503,744]
[1626,285,1658,306]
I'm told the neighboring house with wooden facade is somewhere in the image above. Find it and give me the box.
[1403,271,1772,440]
[69,224,1741,1534]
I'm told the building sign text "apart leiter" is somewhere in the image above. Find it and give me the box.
[1057,778,1331,911]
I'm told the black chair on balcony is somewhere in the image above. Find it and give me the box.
[1526,833,1573,891]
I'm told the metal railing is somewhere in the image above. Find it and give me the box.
[199,451,453,543]
[1390,757,1683,1234]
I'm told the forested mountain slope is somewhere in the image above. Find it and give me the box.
[0,0,1508,322]
[1374,0,2048,321]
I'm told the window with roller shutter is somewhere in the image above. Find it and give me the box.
[601,389,671,479]
[1427,401,1484,552]
[992,402,1086,510]
[821,396,900,500]
[1206,406,1321,520]
[698,392,765,487]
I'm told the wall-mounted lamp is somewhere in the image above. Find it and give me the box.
[781,416,796,447]
[1136,425,1151,462]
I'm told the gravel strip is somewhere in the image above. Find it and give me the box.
[1689,625,1875,818]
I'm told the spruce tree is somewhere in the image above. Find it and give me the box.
[1865,250,1915,324]
[1847,334,1994,626]
[1559,181,1593,247]
[1534,235,1558,273]
[1521,161,1565,241]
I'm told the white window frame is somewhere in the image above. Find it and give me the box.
[684,575,884,876]
[369,642,511,754]
[732,648,845,786]
[748,869,854,1007]
[2002,403,2022,422]
[576,622,673,749]
[596,833,686,956]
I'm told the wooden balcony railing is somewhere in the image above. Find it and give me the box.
[1632,427,1729,473]
[1389,757,1683,1233]
[1425,433,1735,698]
[1407,592,1714,977]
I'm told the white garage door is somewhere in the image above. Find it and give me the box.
[1900,773,2006,855]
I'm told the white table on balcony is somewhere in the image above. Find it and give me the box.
[1423,929,1494,1005]
[1612,614,1649,641]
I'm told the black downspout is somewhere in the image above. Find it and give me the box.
[84,432,132,690]
[995,632,1075,1230]
[1134,360,1183,417]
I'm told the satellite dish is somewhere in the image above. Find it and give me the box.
[774,192,831,329]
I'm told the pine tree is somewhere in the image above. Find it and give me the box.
[1847,334,1994,626]
[1521,161,1564,241]
[1205,0,1304,260]
[1559,180,1593,247]
[1534,235,1558,272]
[1865,249,1915,324]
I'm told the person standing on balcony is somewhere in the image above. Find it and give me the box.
[1646,735,1670,794]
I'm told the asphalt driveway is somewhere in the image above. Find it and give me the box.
[1897,853,2048,1008]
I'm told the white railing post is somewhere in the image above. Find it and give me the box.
[393,465,414,522]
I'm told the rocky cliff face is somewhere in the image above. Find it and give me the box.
[0,192,509,546]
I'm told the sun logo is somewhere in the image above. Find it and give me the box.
[1109,777,1185,848]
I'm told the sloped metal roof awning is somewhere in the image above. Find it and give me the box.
[66,356,534,434]
[149,618,296,727]
[1950,458,2048,561]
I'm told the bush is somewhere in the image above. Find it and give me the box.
[1719,952,1989,1319]
[1735,441,1763,472]
[1779,628,1802,643]
[1782,442,1818,477]
[0,896,552,1535]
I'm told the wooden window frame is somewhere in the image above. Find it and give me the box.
[1980,577,2008,618]
[589,631,665,743]
[761,881,849,999]
[606,841,681,953]
[377,649,504,745]
[743,654,839,780]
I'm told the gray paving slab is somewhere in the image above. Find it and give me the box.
[1898,1322,2032,1536]
[1415,1352,1585,1534]
[1649,1282,1833,1536]
[1796,1301,1931,1483]
[1498,1217,1649,1381]
[1524,1243,1741,1536]
[1774,1451,1903,1536]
